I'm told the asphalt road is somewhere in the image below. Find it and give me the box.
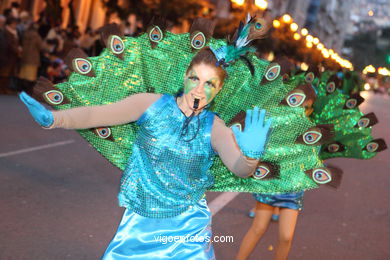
[1,92,389,260]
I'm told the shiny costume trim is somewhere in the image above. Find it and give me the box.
[102,199,215,260]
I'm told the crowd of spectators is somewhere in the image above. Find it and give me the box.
[0,2,119,95]
[0,1,213,96]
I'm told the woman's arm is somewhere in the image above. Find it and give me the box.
[52,93,162,129]
[19,91,161,129]
[211,117,258,178]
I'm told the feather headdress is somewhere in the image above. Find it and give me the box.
[211,14,270,69]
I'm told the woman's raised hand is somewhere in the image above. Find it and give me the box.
[19,91,54,128]
[232,107,272,159]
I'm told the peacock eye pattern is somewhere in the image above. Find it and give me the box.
[345,98,357,109]
[95,127,112,139]
[265,64,281,81]
[302,131,322,145]
[253,165,270,180]
[73,58,92,74]
[305,72,314,83]
[326,82,335,93]
[286,93,306,107]
[110,35,125,54]
[312,168,332,184]
[191,32,206,49]
[149,26,163,43]
[44,90,64,105]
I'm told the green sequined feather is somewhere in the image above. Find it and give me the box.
[52,31,323,194]
[311,72,378,159]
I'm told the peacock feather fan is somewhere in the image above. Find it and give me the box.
[32,19,340,193]
[311,71,387,159]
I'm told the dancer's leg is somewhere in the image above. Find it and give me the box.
[274,208,299,260]
[236,202,274,260]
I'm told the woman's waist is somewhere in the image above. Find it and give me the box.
[120,170,213,198]
[118,188,209,218]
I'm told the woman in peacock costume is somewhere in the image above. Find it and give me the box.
[19,16,340,259]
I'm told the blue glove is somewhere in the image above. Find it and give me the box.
[19,91,54,128]
[232,107,272,159]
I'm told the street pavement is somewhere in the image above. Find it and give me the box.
[1,92,389,260]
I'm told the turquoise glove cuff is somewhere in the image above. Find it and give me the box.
[241,150,264,160]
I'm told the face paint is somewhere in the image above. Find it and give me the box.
[184,70,198,94]
[182,64,222,114]
[204,77,220,102]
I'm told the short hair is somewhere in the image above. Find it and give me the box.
[3,9,11,17]
[5,16,18,25]
[11,2,20,8]
[187,48,227,87]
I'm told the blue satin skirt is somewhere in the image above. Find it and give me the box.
[253,191,304,210]
[102,199,215,259]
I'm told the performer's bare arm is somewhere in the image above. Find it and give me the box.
[51,93,162,129]
[51,94,257,178]
[211,117,258,178]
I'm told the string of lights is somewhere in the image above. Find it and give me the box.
[272,13,354,70]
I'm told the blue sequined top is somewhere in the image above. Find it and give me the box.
[118,95,216,218]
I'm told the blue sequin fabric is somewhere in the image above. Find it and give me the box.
[118,95,216,218]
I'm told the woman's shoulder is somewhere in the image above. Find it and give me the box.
[212,113,224,122]
[212,114,227,128]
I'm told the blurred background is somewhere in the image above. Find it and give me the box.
[0,1,389,260]
[0,0,389,94]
